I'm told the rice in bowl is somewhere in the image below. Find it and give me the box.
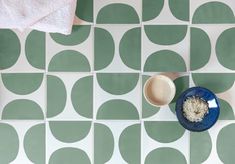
[183,96,209,122]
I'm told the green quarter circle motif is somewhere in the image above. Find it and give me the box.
[190,131,212,164]
[49,147,91,164]
[0,123,19,164]
[217,123,235,163]
[25,30,45,69]
[49,121,91,143]
[48,50,90,72]
[169,0,189,21]
[144,121,185,143]
[192,2,235,24]
[2,99,44,120]
[75,0,93,22]
[190,27,211,71]
[142,0,164,21]
[0,29,20,70]
[94,27,115,70]
[169,76,189,114]
[144,25,187,45]
[47,75,67,118]
[119,124,141,164]
[2,73,43,95]
[119,27,141,70]
[192,73,235,93]
[144,50,187,72]
[216,27,235,70]
[97,99,139,120]
[24,124,45,164]
[142,75,160,118]
[71,76,93,118]
[145,147,187,164]
[96,73,139,95]
[218,99,235,120]
[94,123,114,164]
[96,3,139,24]
[50,26,91,46]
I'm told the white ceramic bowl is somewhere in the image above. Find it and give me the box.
[144,75,176,107]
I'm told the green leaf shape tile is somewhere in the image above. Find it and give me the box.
[71,76,93,118]
[96,3,139,24]
[119,124,140,164]
[0,123,19,164]
[25,30,45,69]
[96,99,139,120]
[49,147,91,164]
[216,27,235,70]
[75,0,93,22]
[94,27,115,70]
[0,29,20,70]
[218,99,235,120]
[96,73,139,95]
[169,76,189,114]
[142,75,160,118]
[192,2,235,24]
[49,121,91,143]
[190,27,211,71]
[142,0,164,21]
[2,99,44,120]
[2,73,43,95]
[217,123,235,164]
[145,147,187,164]
[47,75,67,118]
[144,25,187,45]
[24,124,45,164]
[94,123,114,164]
[119,27,141,70]
[192,73,235,93]
[144,121,185,143]
[48,50,90,72]
[190,131,212,164]
[50,26,91,46]
[144,50,187,72]
[169,0,189,21]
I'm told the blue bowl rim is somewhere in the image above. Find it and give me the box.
[175,86,220,132]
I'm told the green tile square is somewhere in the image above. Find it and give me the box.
[0,73,45,120]
[47,121,92,164]
[94,122,141,164]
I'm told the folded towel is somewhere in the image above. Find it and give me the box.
[0,0,77,34]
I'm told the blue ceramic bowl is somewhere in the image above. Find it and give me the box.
[175,87,220,132]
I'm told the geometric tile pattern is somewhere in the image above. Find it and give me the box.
[0,0,235,163]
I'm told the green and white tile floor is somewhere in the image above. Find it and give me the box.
[0,0,235,163]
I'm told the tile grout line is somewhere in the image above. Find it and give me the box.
[92,1,96,162]
[45,31,48,164]
[140,0,144,163]
[189,1,192,160]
